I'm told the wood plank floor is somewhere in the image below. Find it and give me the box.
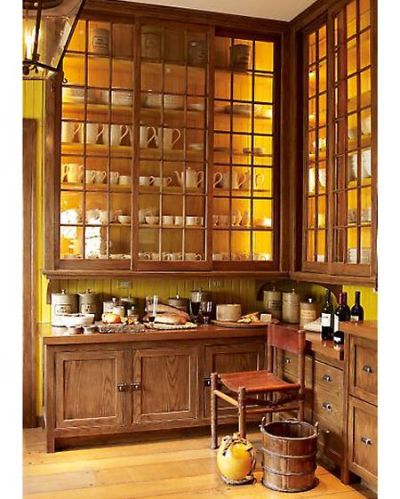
[23,428,377,499]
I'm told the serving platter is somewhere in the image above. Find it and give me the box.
[212,319,279,328]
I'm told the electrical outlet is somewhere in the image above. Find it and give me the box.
[118,280,130,289]
[211,280,223,289]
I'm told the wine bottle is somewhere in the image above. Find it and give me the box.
[333,292,350,349]
[350,291,364,322]
[321,289,333,341]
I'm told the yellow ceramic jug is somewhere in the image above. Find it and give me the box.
[216,433,256,485]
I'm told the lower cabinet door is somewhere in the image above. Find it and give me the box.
[55,348,129,429]
[348,397,377,484]
[203,341,265,418]
[132,346,198,424]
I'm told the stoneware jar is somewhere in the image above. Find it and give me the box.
[263,289,282,320]
[51,290,78,327]
[282,289,300,324]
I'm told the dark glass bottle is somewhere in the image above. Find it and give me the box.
[350,291,364,322]
[333,292,351,349]
[321,290,334,341]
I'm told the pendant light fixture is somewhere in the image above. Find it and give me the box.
[23,0,86,78]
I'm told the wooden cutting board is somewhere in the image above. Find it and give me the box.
[212,319,279,328]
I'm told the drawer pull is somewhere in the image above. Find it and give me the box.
[204,377,211,387]
[117,383,129,392]
[361,436,373,446]
[284,358,291,364]
[322,402,332,412]
[322,374,332,382]
[130,382,141,391]
[362,365,373,374]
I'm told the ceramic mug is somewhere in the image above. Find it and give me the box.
[85,169,96,184]
[119,175,131,185]
[185,216,198,226]
[62,122,82,143]
[155,128,181,150]
[185,252,202,261]
[162,215,175,225]
[151,252,161,261]
[218,215,229,226]
[139,252,151,260]
[174,215,183,226]
[162,252,182,261]
[140,126,157,148]
[150,176,172,187]
[94,170,107,184]
[139,176,152,186]
[111,124,130,146]
[62,163,83,183]
[110,171,120,185]
[213,172,223,188]
[86,123,103,145]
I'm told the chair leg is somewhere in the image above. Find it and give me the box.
[238,387,247,439]
[210,372,218,449]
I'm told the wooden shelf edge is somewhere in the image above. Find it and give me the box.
[42,269,290,280]
[289,271,377,287]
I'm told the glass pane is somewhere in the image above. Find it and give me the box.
[68,20,86,53]
[162,229,183,257]
[361,69,371,105]
[112,24,134,59]
[347,38,357,75]
[253,199,272,228]
[215,37,231,69]
[360,0,371,30]
[139,228,160,260]
[60,226,83,259]
[346,1,357,39]
[360,30,371,69]
[318,26,327,60]
[255,41,273,72]
[307,230,315,261]
[188,67,206,96]
[213,231,229,260]
[361,227,371,263]
[309,32,316,64]
[112,60,133,89]
[252,231,272,261]
[141,26,162,62]
[308,197,316,228]
[316,230,326,261]
[110,226,131,259]
[141,63,162,93]
[318,94,327,126]
[184,230,205,261]
[232,39,253,72]
[347,75,358,113]
[60,192,83,224]
[88,57,109,88]
[319,60,327,93]
[165,64,186,94]
[361,147,372,179]
[232,231,251,260]
[233,73,253,101]
[347,227,358,263]
[215,71,231,100]
[85,226,107,259]
[361,187,372,223]
[88,22,110,56]
[63,54,85,86]
[164,29,185,64]
[254,75,273,103]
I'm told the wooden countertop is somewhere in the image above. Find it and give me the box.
[341,320,377,341]
[39,323,342,360]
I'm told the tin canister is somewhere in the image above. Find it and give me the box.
[78,289,101,320]
[167,295,190,313]
[300,299,319,328]
[263,289,282,320]
[51,290,78,326]
[282,289,300,324]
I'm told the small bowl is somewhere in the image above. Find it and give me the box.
[118,215,131,224]
[61,313,95,328]
[145,216,160,225]
[67,326,83,335]
[83,325,97,335]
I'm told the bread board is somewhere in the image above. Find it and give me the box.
[144,322,198,330]
[212,319,279,328]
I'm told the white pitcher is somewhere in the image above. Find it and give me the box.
[140,126,157,148]
[156,127,181,150]
[174,167,204,189]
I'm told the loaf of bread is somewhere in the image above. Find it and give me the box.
[150,304,190,321]
[154,313,187,325]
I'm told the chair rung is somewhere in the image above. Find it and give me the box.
[214,389,238,407]
[245,405,300,415]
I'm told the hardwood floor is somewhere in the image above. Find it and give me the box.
[23,428,376,498]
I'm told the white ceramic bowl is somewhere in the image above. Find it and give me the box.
[118,215,132,224]
[61,313,95,327]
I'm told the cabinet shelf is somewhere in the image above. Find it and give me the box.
[61,182,132,192]
[61,143,132,157]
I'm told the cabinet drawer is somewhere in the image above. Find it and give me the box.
[316,415,344,464]
[348,397,377,485]
[313,387,343,432]
[314,360,343,407]
[282,351,298,378]
[350,336,377,405]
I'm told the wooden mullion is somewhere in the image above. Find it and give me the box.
[207,27,215,268]
[228,36,234,260]
[314,29,320,263]
[82,20,89,260]
[356,0,362,265]
[132,18,141,270]
[250,39,255,261]
[106,20,112,261]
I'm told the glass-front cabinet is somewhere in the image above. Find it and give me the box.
[52,12,280,272]
[302,0,376,279]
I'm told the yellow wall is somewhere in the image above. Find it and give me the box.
[24,81,378,417]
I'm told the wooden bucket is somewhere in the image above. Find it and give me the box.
[259,418,318,492]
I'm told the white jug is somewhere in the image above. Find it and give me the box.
[174,167,204,189]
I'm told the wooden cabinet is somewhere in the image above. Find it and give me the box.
[203,341,265,417]
[300,0,377,281]
[44,2,282,276]
[341,322,377,487]
[54,347,129,430]
[132,346,198,424]
[44,329,267,451]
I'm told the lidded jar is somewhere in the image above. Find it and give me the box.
[282,289,300,324]
[300,298,319,328]
[78,289,101,320]
[51,289,78,327]
[263,287,282,320]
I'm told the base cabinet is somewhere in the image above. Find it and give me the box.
[44,334,266,451]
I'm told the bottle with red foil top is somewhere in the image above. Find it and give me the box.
[333,292,350,350]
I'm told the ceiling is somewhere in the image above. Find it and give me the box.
[120,0,318,21]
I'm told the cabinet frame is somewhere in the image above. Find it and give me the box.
[43,1,286,276]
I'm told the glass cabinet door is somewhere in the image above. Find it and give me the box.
[304,24,328,267]
[333,0,374,270]
[213,35,277,266]
[138,24,209,266]
[60,20,134,266]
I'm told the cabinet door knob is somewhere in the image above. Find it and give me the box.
[117,383,128,392]
[362,365,373,374]
[130,382,141,391]
[284,358,291,364]
[203,377,211,387]
[361,436,373,446]
[322,402,332,411]
[322,374,332,382]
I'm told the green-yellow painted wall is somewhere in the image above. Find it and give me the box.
[24,81,378,417]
